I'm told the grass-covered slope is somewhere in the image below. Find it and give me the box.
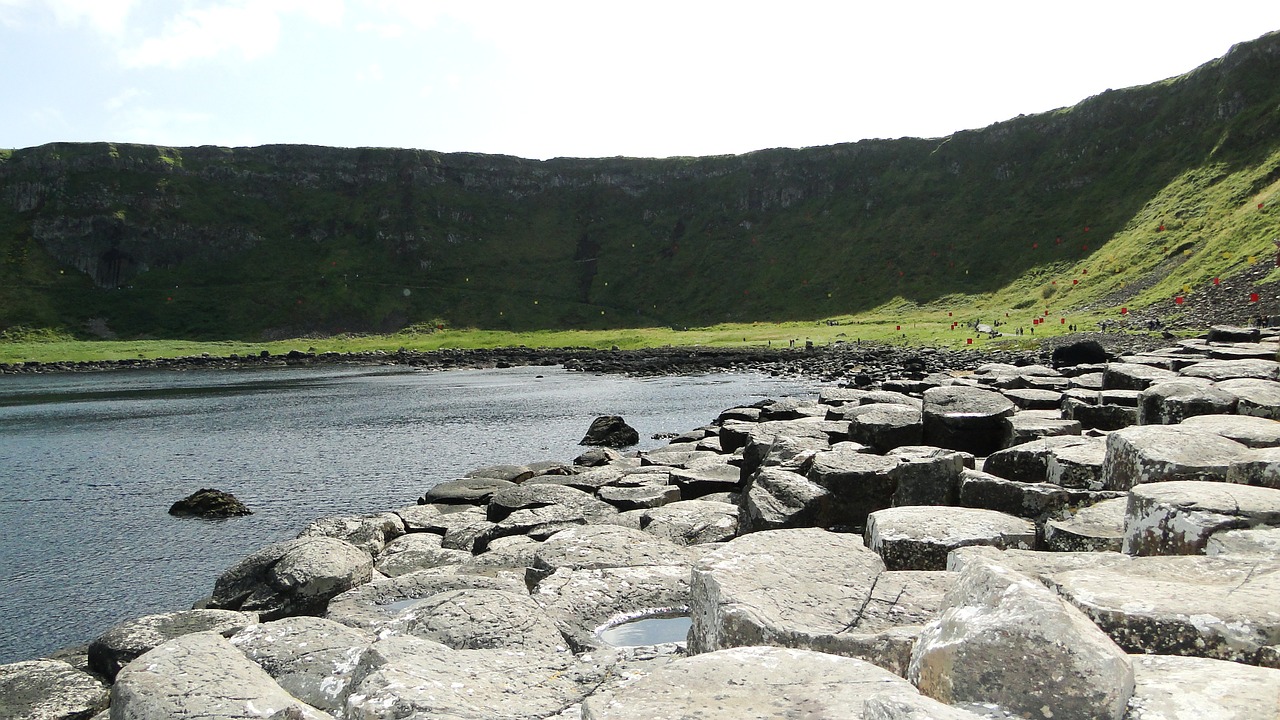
[1,31,1278,340]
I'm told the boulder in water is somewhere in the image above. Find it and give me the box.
[580,415,640,448]
[168,488,252,518]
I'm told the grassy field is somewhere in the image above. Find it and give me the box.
[0,302,1127,364]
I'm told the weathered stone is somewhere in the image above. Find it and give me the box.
[760,397,825,420]
[529,462,638,492]
[921,386,1017,456]
[581,415,640,448]
[1180,413,1280,448]
[391,502,456,532]
[1207,526,1280,557]
[1102,425,1249,490]
[1126,654,1280,720]
[1218,377,1280,419]
[111,632,332,720]
[958,468,1071,519]
[1138,378,1237,425]
[1103,362,1179,390]
[638,499,739,545]
[738,466,829,532]
[344,633,582,720]
[909,556,1133,720]
[1046,554,1280,663]
[666,460,741,499]
[597,481,682,510]
[487,483,613,522]
[424,477,518,504]
[946,546,1132,578]
[689,528,948,674]
[528,525,693,584]
[88,608,258,682]
[209,537,373,621]
[168,487,252,517]
[1228,446,1280,488]
[846,403,924,453]
[861,691,989,720]
[324,567,524,631]
[574,446,623,467]
[865,506,1035,571]
[886,445,966,506]
[1045,435,1109,489]
[1062,397,1138,430]
[1207,325,1261,343]
[469,534,542,569]
[1044,497,1126,552]
[1123,480,1280,555]
[1001,388,1062,410]
[581,646,917,720]
[465,463,535,483]
[640,447,719,468]
[984,435,1098,484]
[1001,411,1081,447]
[739,431,830,481]
[373,533,471,577]
[1181,358,1280,381]
[806,448,901,529]
[230,616,373,714]
[378,588,569,654]
[297,512,404,556]
[0,659,108,720]
[533,565,690,651]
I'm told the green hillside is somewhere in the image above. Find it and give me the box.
[2,31,1279,340]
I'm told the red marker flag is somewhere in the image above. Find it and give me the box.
[1175,296,1184,305]
[1214,277,1220,285]
[1121,307,1128,315]
[1251,293,1260,303]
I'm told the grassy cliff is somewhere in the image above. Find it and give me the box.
[2,31,1278,340]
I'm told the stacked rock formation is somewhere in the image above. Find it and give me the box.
[5,326,1280,719]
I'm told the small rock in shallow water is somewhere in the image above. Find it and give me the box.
[168,488,252,517]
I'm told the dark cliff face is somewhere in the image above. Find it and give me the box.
[2,31,1279,339]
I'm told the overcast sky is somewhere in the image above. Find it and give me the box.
[2,1,1277,159]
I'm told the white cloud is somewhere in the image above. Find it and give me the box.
[104,86,144,111]
[119,0,344,69]
[0,0,136,33]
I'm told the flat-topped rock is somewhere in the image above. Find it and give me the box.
[373,533,472,577]
[1127,654,1280,720]
[921,386,1016,456]
[583,646,917,720]
[230,616,374,714]
[957,469,1075,519]
[424,477,518,504]
[864,506,1035,571]
[1206,325,1262,343]
[324,567,525,631]
[1180,413,1280,448]
[377,587,569,654]
[111,632,331,720]
[637,499,739,545]
[1045,554,1280,663]
[1102,425,1249,490]
[1044,497,1126,552]
[0,659,108,720]
[886,445,967,506]
[738,466,829,532]
[88,608,258,682]
[983,435,1099,484]
[668,462,742,499]
[1123,480,1280,555]
[528,525,693,584]
[465,463,536,482]
[297,512,404,556]
[487,483,616,523]
[1137,378,1237,425]
[1206,526,1280,557]
[1103,362,1179,391]
[1001,411,1081,448]
[805,448,901,529]
[597,481,682,510]
[532,564,690,651]
[909,556,1133,720]
[1045,435,1109,489]
[845,403,924,453]
[1228,446,1280,488]
[1180,358,1280,381]
[689,528,946,674]
[208,536,373,621]
[1218,377,1280,419]
[1001,388,1062,410]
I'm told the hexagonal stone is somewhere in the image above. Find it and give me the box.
[1122,480,1280,555]
[597,482,682,511]
[957,469,1072,519]
[1045,436,1108,489]
[1001,411,1081,448]
[1102,425,1249,491]
[88,608,258,682]
[1044,497,1126,552]
[532,564,690,651]
[922,386,1017,456]
[1126,654,1280,720]
[739,466,829,532]
[1180,358,1280,381]
[909,556,1133,720]
[0,659,108,720]
[886,445,966,506]
[324,567,525,631]
[1206,526,1280,557]
[1137,379,1237,425]
[377,588,569,654]
[1103,362,1179,390]
[805,448,901,529]
[1062,397,1137,431]
[668,461,742,499]
[638,499,739,545]
[1227,446,1280,488]
[1217,378,1280,419]
[1046,555,1280,663]
[528,525,693,584]
[423,477,518,504]
[230,616,374,714]
[487,483,615,523]
[688,528,950,675]
[984,435,1098,484]
[864,506,1035,570]
[846,403,924,453]
[581,647,917,720]
[1180,413,1280,448]
[1002,388,1063,410]
[373,533,471,577]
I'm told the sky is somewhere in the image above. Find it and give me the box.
[1,1,1278,160]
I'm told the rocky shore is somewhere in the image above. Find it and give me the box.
[5,327,1280,719]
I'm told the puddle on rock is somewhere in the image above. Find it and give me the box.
[596,613,692,647]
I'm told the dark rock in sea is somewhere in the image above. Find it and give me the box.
[168,488,252,518]
[580,415,640,448]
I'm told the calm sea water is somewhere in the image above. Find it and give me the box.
[0,365,817,663]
